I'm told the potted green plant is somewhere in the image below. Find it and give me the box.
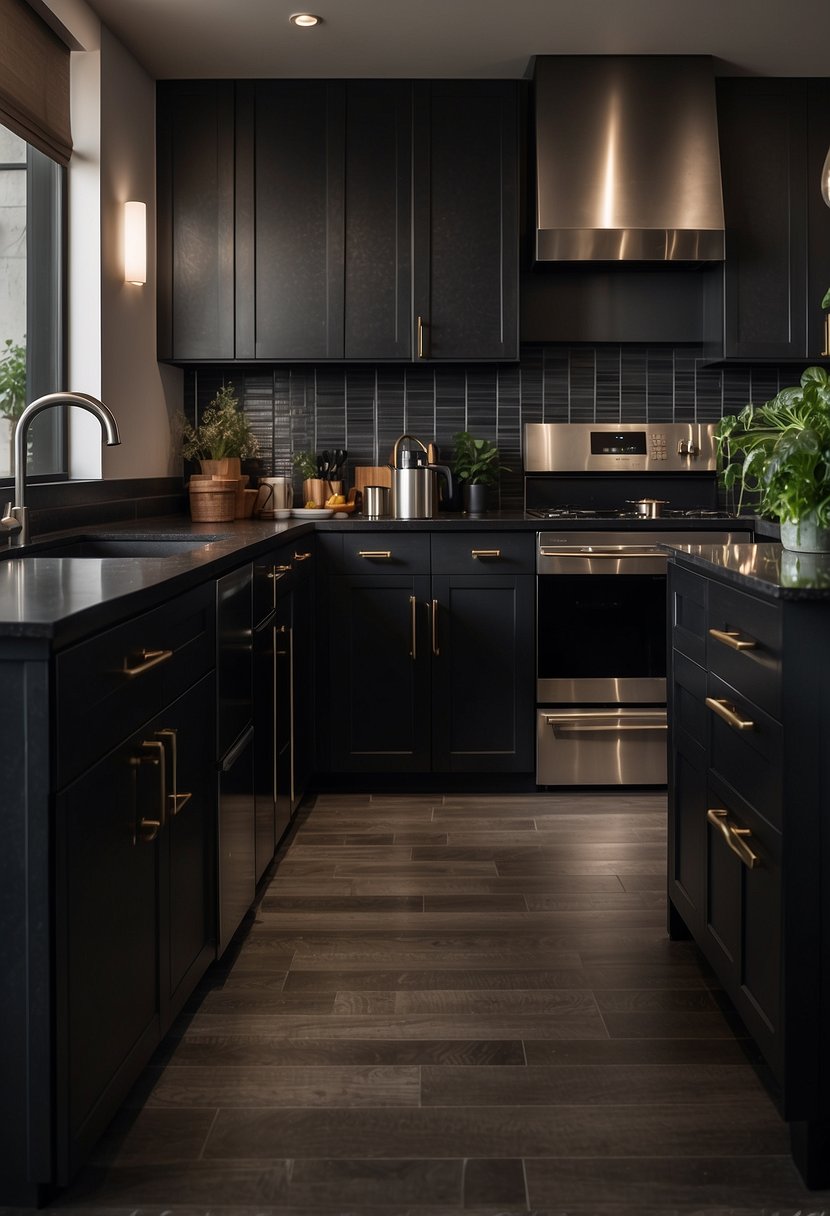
[0,339,26,476]
[180,383,259,477]
[451,431,510,515]
[715,365,830,552]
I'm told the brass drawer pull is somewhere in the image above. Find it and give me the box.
[293,551,312,561]
[268,564,292,577]
[357,550,392,559]
[417,315,426,359]
[707,808,759,870]
[705,696,755,732]
[122,648,172,678]
[709,627,757,652]
[471,549,501,559]
[409,595,417,661]
[130,739,166,843]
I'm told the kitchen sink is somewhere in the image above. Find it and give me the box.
[4,535,228,560]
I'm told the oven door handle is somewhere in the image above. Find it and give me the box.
[538,548,662,558]
[543,713,667,733]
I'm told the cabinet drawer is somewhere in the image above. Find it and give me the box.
[431,532,534,574]
[670,565,707,665]
[253,541,315,622]
[707,582,781,720]
[56,583,215,788]
[338,532,430,573]
[706,671,782,831]
[703,777,782,1081]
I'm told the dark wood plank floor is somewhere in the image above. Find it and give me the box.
[54,791,830,1214]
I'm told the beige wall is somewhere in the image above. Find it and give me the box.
[46,0,182,479]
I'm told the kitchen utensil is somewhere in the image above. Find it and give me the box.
[364,485,390,518]
[627,498,669,518]
[389,433,453,520]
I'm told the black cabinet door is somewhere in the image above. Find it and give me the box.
[253,613,277,880]
[329,575,431,772]
[159,676,217,1021]
[275,593,294,832]
[237,81,345,360]
[344,81,412,359]
[667,652,708,937]
[413,81,519,361]
[157,81,235,361]
[717,79,808,359]
[57,731,163,1176]
[292,566,315,807]
[431,574,534,772]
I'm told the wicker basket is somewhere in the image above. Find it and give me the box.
[189,477,238,522]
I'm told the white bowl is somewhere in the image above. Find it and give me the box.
[291,507,335,519]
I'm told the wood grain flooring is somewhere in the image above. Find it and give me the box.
[57,790,830,1214]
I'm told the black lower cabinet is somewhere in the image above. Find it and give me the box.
[431,574,534,772]
[329,574,432,772]
[56,674,215,1178]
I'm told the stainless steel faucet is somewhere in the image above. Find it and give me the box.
[2,392,121,546]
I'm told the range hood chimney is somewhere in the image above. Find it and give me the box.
[534,56,725,262]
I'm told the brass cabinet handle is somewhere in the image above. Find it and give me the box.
[122,648,172,678]
[293,551,312,561]
[544,713,667,733]
[417,315,426,359]
[155,727,192,816]
[357,550,392,559]
[708,627,757,652]
[409,595,417,661]
[471,549,501,559]
[707,808,759,870]
[130,739,166,843]
[431,598,439,656]
[268,565,292,577]
[705,696,755,732]
[823,313,830,358]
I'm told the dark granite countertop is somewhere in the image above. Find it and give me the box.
[0,509,758,647]
[667,542,830,600]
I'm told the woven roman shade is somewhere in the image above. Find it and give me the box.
[0,0,71,165]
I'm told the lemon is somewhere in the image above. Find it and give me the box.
[305,499,317,508]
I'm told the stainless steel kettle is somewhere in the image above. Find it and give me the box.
[389,434,453,519]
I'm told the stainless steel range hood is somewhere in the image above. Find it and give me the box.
[534,56,725,263]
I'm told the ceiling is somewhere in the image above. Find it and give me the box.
[83,0,830,80]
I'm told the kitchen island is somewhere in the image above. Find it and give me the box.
[667,541,830,1187]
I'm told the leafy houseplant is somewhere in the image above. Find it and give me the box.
[715,365,830,552]
[181,383,259,473]
[451,431,510,515]
[0,339,26,475]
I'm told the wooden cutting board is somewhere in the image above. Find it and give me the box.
[353,465,392,495]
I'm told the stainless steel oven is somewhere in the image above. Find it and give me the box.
[525,422,754,787]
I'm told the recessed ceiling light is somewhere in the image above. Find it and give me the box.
[289,12,321,26]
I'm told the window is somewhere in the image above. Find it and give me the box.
[0,120,65,483]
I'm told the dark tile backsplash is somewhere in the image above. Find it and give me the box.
[187,345,793,509]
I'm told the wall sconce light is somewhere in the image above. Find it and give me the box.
[124,200,147,285]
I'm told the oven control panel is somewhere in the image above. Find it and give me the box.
[524,422,718,473]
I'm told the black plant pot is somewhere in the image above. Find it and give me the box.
[462,483,488,515]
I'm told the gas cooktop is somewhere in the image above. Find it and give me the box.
[525,506,739,521]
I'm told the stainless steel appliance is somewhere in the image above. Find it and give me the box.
[389,433,453,520]
[526,422,753,786]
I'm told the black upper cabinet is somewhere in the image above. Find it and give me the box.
[413,82,519,361]
[157,81,235,361]
[707,79,830,361]
[157,79,518,363]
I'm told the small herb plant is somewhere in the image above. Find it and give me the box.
[181,384,258,462]
[715,365,830,526]
[292,450,318,480]
[451,431,510,487]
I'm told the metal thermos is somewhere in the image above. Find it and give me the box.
[364,485,390,518]
[388,434,453,520]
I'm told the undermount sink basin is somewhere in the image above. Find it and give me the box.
[7,535,226,560]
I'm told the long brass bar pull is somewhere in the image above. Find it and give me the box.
[471,549,501,559]
[123,648,172,678]
[708,627,757,652]
[156,727,192,816]
[431,599,439,656]
[707,808,759,869]
[705,696,755,732]
[357,550,392,559]
[823,313,830,358]
[293,551,312,562]
[130,739,166,843]
[417,315,426,359]
[409,595,417,660]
